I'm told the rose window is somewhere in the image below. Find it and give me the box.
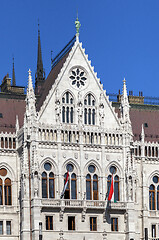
[69,68,87,89]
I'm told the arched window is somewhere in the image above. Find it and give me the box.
[71,173,77,199]
[42,172,47,198]
[107,166,120,202]
[86,174,91,200]
[93,174,98,200]
[0,179,3,205]
[62,92,74,124]
[84,94,96,125]
[64,172,77,200]
[149,184,155,210]
[64,172,70,199]
[107,175,111,196]
[49,173,55,198]
[114,175,120,201]
[86,165,98,200]
[42,162,55,199]
[4,178,11,205]
[149,175,159,210]
[0,169,12,206]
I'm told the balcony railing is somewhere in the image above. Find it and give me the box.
[41,199,126,210]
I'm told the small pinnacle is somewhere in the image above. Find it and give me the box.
[123,77,126,84]
[75,13,81,36]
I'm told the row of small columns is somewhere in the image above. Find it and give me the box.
[134,145,159,157]
[0,137,16,149]
[38,129,123,146]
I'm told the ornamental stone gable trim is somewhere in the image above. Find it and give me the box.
[37,39,120,129]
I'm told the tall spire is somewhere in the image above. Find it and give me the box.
[35,21,45,95]
[12,56,16,86]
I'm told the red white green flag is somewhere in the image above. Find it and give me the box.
[108,174,114,202]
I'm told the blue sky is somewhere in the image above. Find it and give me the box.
[0,0,159,97]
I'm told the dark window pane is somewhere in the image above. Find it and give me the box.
[88,109,91,124]
[66,164,74,172]
[88,94,91,105]
[68,216,75,230]
[66,107,69,123]
[0,183,2,205]
[86,174,91,200]
[6,221,11,235]
[62,107,65,123]
[42,173,47,198]
[0,221,3,234]
[84,108,87,124]
[70,107,73,123]
[44,163,51,171]
[90,217,97,231]
[71,179,76,199]
[153,176,158,184]
[49,179,54,198]
[66,92,69,103]
[88,165,95,173]
[92,109,95,125]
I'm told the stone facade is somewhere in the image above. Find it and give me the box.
[0,34,159,240]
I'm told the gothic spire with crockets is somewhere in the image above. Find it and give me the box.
[35,20,45,95]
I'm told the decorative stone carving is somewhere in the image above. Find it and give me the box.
[58,229,64,240]
[103,229,107,240]
[85,153,88,159]
[74,152,78,159]
[128,175,133,201]
[55,89,61,124]
[99,93,105,126]
[103,211,106,223]
[82,207,87,222]
[59,207,65,222]
[77,92,83,125]
[34,171,39,197]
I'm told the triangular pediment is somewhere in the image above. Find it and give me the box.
[37,38,121,129]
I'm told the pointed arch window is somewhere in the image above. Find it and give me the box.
[42,172,47,198]
[49,173,55,198]
[84,94,96,125]
[149,176,159,210]
[0,169,12,206]
[4,178,11,205]
[42,163,55,199]
[149,184,155,210]
[86,174,91,200]
[107,166,120,202]
[114,175,120,201]
[62,92,74,124]
[64,172,77,199]
[86,165,98,200]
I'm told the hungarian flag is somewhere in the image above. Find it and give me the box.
[60,171,69,199]
[108,174,114,201]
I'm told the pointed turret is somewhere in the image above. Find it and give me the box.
[35,23,45,95]
[120,78,132,133]
[141,124,145,143]
[12,57,16,86]
[25,69,37,125]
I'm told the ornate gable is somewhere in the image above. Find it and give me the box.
[37,36,120,130]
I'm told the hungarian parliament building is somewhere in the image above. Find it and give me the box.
[0,20,159,240]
